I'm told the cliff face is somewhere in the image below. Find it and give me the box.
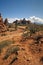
[0,15,7,32]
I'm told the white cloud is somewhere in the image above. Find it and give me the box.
[29,16,43,24]
[7,16,43,24]
[7,18,20,23]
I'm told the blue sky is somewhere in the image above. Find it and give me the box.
[0,0,43,18]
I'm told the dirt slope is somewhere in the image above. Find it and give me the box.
[0,30,43,65]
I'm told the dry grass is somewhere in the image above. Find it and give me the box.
[0,27,43,65]
[0,40,13,53]
[3,46,20,60]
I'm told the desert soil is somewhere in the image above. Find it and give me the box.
[0,29,43,65]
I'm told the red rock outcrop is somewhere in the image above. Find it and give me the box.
[0,13,7,32]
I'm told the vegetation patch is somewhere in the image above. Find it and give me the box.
[21,32,30,42]
[0,33,7,36]
[0,40,13,53]
[3,46,20,60]
[33,35,43,44]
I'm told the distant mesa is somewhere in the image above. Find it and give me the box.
[13,18,31,25]
[0,13,43,33]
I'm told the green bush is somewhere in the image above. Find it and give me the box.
[0,40,13,53]
[3,46,20,60]
[21,31,30,42]
[29,27,37,36]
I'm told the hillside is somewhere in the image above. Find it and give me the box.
[0,14,43,65]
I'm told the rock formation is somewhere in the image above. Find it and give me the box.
[0,13,7,32]
[4,18,9,26]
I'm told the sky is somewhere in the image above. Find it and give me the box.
[0,0,43,19]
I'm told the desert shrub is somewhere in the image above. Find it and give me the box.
[21,31,30,42]
[3,46,20,60]
[23,32,29,38]
[9,29,15,32]
[1,33,7,36]
[9,56,18,65]
[29,27,37,36]
[40,57,43,64]
[33,35,43,44]
[12,20,18,30]
[8,23,15,28]
[0,40,13,53]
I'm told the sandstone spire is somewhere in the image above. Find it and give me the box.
[0,13,7,32]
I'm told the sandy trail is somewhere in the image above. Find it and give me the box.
[0,32,24,42]
[0,31,28,42]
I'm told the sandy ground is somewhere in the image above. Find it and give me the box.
[0,29,43,65]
